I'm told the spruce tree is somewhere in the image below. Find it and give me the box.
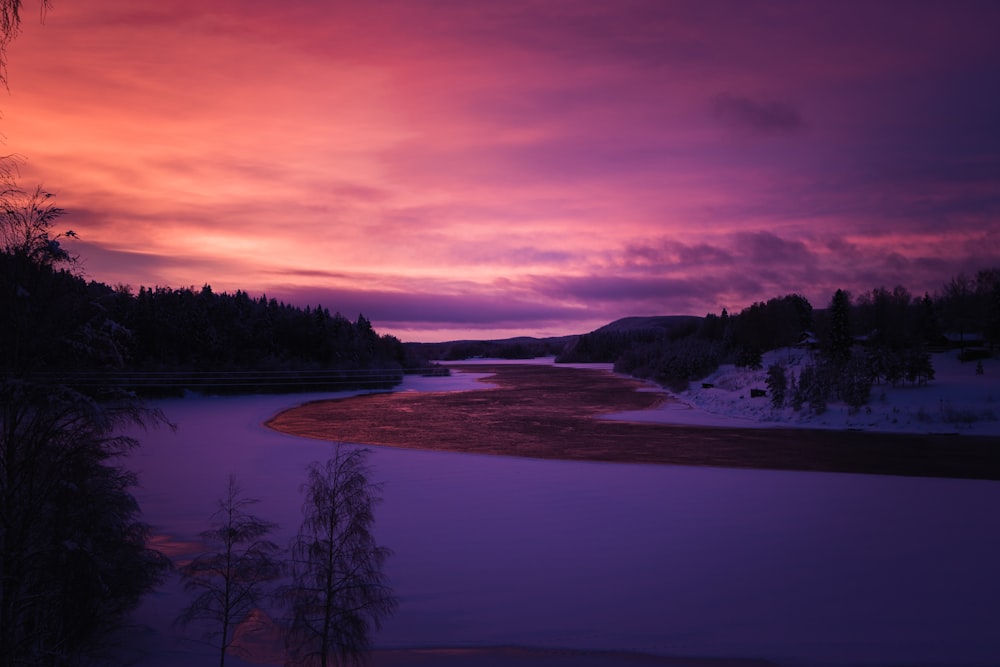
[826,289,853,370]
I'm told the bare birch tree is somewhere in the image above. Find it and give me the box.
[284,446,396,667]
[177,475,283,667]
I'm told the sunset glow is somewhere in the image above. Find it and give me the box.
[5,1,998,341]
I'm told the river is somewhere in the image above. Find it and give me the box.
[118,371,1000,667]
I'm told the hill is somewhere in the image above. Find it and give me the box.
[404,334,576,361]
[406,316,704,362]
[591,315,703,334]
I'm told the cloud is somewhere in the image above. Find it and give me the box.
[711,93,804,134]
[272,284,589,328]
[6,1,1000,342]
[735,231,815,264]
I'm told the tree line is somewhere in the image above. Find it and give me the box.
[405,336,572,362]
[1,180,401,665]
[0,261,421,379]
[0,191,434,397]
[114,284,419,378]
[558,271,1000,411]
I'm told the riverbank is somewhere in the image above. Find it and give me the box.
[605,350,1000,437]
[266,363,1000,480]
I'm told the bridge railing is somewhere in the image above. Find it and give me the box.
[21,367,447,395]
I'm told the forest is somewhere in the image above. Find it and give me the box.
[405,336,572,362]
[0,175,417,664]
[1,237,433,396]
[557,271,1000,413]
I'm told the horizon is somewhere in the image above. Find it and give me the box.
[4,1,999,341]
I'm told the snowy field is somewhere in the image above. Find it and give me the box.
[115,364,1000,667]
[590,351,1000,436]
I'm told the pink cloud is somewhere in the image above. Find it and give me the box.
[2,1,998,340]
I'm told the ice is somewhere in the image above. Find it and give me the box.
[115,362,1000,666]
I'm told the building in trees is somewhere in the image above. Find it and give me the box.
[824,289,853,369]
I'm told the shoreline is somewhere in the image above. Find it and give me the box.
[266,363,1000,481]
[441,354,1000,437]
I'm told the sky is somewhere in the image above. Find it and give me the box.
[3,0,999,342]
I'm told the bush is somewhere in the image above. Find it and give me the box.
[766,364,787,408]
[735,347,763,370]
[905,348,935,385]
[615,337,722,391]
[958,347,990,362]
[788,374,803,411]
[796,364,829,415]
[838,354,872,411]
[941,404,997,426]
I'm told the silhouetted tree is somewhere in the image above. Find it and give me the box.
[1,349,169,666]
[940,273,977,354]
[0,185,72,263]
[697,312,725,341]
[284,447,396,667]
[735,346,763,370]
[974,268,1000,349]
[729,294,812,354]
[1,1,51,89]
[177,476,283,667]
[825,289,852,370]
[915,292,943,347]
[1,180,169,665]
[838,353,872,411]
[904,348,935,385]
[795,364,828,415]
[856,285,913,348]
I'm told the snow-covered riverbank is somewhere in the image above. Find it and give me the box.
[598,350,1000,436]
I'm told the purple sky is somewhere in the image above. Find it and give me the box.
[4,1,999,341]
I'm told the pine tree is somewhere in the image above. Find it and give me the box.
[826,289,852,370]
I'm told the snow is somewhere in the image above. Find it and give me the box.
[602,350,1000,436]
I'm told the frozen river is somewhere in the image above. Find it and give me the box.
[119,373,1000,667]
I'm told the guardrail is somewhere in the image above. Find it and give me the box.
[21,367,447,395]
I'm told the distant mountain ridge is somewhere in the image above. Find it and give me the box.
[402,315,704,361]
[592,315,703,334]
[403,334,575,361]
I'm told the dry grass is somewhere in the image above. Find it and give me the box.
[266,364,1000,480]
